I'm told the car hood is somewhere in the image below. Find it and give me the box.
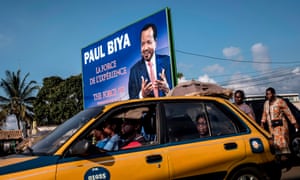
[0,154,37,167]
[0,154,60,175]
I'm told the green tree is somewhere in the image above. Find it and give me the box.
[33,74,83,125]
[0,70,39,130]
[177,72,184,80]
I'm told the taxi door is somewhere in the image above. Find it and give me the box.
[167,136,246,179]
[56,101,170,179]
[162,101,247,179]
[55,147,169,180]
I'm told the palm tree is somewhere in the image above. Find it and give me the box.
[0,70,39,132]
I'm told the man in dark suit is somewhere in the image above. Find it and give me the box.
[128,24,172,99]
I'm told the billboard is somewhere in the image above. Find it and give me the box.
[81,8,176,109]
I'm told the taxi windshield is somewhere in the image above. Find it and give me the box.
[27,106,103,155]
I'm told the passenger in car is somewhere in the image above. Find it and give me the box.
[102,120,121,151]
[140,109,157,142]
[91,127,109,149]
[120,119,145,149]
[196,114,209,138]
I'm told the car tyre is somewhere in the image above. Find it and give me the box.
[290,131,300,159]
[228,167,266,180]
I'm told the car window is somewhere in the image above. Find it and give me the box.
[163,100,247,143]
[77,103,158,154]
[207,102,248,135]
[164,102,205,142]
[30,106,103,155]
[205,103,237,136]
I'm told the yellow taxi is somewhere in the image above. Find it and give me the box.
[0,96,281,180]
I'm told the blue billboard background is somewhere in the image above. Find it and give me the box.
[81,8,174,109]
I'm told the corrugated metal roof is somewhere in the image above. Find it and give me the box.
[0,130,23,140]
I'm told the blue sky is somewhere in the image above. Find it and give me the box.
[1,0,300,97]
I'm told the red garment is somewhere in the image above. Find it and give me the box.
[121,141,142,150]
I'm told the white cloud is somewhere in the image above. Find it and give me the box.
[177,66,300,96]
[224,66,300,96]
[198,74,216,83]
[178,76,188,83]
[292,67,300,75]
[225,72,265,95]
[251,43,271,73]
[275,67,300,94]
[223,46,240,57]
[176,75,216,84]
[203,64,224,74]
[222,46,243,60]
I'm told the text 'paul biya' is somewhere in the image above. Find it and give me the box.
[83,33,131,65]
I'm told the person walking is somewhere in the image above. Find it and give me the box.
[261,87,299,161]
[233,90,256,121]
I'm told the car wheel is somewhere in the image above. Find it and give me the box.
[291,132,300,158]
[228,167,266,180]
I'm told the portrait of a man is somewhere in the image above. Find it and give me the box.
[128,23,172,99]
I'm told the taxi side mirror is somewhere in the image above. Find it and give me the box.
[68,139,90,155]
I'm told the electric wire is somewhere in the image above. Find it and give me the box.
[175,49,300,92]
[176,49,300,65]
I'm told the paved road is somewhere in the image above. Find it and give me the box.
[281,166,300,180]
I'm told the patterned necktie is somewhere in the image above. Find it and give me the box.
[147,61,158,97]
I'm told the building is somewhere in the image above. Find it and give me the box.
[0,130,23,156]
